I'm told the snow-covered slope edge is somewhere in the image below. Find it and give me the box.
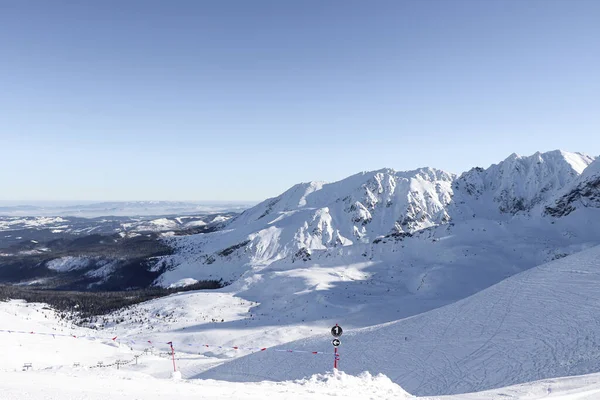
[7,369,600,400]
[198,244,600,396]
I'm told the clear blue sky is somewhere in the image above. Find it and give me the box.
[1,0,599,201]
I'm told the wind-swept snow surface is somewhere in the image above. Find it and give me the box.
[0,370,416,400]
[5,365,600,399]
[199,245,600,396]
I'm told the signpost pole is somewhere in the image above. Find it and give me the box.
[334,347,338,371]
[330,324,342,373]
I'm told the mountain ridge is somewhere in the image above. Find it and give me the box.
[156,149,599,288]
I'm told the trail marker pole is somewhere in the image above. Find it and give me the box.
[167,342,176,372]
[330,324,342,372]
[334,347,338,370]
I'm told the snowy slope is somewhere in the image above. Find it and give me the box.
[0,370,416,400]
[0,300,134,372]
[6,369,600,400]
[5,296,600,400]
[6,295,600,400]
[95,206,600,395]
[199,245,600,396]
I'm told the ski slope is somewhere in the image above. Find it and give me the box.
[199,244,600,396]
[2,306,600,400]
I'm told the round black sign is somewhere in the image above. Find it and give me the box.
[332,338,341,347]
[331,325,343,338]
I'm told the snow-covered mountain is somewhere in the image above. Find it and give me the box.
[7,150,596,292]
[232,167,454,235]
[545,157,600,217]
[155,150,599,288]
[452,150,594,216]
